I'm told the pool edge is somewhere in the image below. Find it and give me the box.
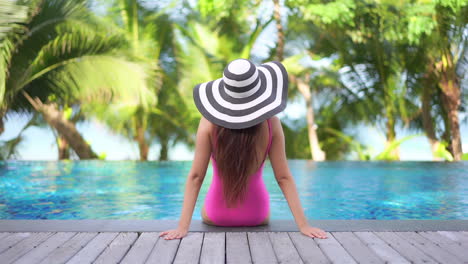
[0,220,467,232]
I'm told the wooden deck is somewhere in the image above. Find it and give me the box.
[0,231,467,263]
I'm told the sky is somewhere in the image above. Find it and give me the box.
[1,97,467,161]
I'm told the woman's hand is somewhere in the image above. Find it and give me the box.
[158,228,188,240]
[300,225,328,239]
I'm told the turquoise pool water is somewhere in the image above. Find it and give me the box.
[0,160,467,220]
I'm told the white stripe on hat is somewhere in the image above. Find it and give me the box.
[199,62,283,123]
[223,76,263,99]
[223,69,258,87]
[227,59,251,74]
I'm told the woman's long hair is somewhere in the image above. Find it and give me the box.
[212,122,263,208]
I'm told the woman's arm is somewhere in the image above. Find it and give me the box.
[268,117,327,239]
[159,117,212,239]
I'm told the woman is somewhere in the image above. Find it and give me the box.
[159,59,327,240]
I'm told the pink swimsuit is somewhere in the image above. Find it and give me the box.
[204,118,272,226]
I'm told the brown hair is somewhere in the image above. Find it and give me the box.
[212,122,264,208]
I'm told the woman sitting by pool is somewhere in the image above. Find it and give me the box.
[159,59,327,240]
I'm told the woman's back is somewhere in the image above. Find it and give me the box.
[160,58,327,239]
[204,118,273,226]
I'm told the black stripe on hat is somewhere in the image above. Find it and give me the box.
[223,74,260,94]
[205,64,278,116]
[223,60,256,81]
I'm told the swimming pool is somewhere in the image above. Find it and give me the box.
[0,160,467,220]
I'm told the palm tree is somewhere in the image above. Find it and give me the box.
[0,0,29,135]
[411,1,467,160]
[174,18,273,114]
[89,0,197,161]
[0,0,154,159]
[286,0,424,161]
[281,54,328,160]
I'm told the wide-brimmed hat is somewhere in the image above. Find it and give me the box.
[193,58,289,129]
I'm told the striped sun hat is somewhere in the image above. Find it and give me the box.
[193,59,289,129]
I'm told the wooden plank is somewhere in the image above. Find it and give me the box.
[226,232,252,264]
[419,231,459,244]
[314,232,356,264]
[374,232,437,264]
[66,232,119,264]
[0,233,31,254]
[0,232,12,240]
[38,232,97,264]
[393,231,464,264]
[13,232,76,264]
[247,232,278,264]
[288,232,330,264]
[0,232,53,264]
[268,232,303,264]
[332,232,384,264]
[93,232,138,264]
[173,232,204,264]
[418,232,468,262]
[120,232,159,264]
[438,231,468,244]
[145,233,181,264]
[200,232,225,264]
[353,232,410,264]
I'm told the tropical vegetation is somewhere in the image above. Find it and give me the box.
[1,0,467,161]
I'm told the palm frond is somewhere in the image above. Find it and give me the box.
[0,112,42,159]
[0,0,29,105]
[42,55,156,107]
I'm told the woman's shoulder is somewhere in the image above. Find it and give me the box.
[270,116,280,124]
[200,116,214,128]
[269,116,281,134]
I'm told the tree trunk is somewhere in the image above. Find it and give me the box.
[57,135,70,160]
[273,0,284,61]
[0,116,4,135]
[421,74,442,160]
[383,82,399,160]
[384,112,399,160]
[439,87,453,154]
[135,122,149,161]
[296,76,326,161]
[437,50,462,161]
[159,139,168,161]
[0,108,5,135]
[22,91,98,159]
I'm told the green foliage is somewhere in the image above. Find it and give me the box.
[323,128,422,161]
[63,107,73,120]
[0,113,43,159]
[434,141,454,161]
[297,0,356,27]
[196,0,262,47]
[281,119,311,159]
[323,127,370,160]
[2,0,156,113]
[374,134,422,161]
[98,152,107,160]
[0,0,29,106]
[462,153,468,161]
[2,0,466,161]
